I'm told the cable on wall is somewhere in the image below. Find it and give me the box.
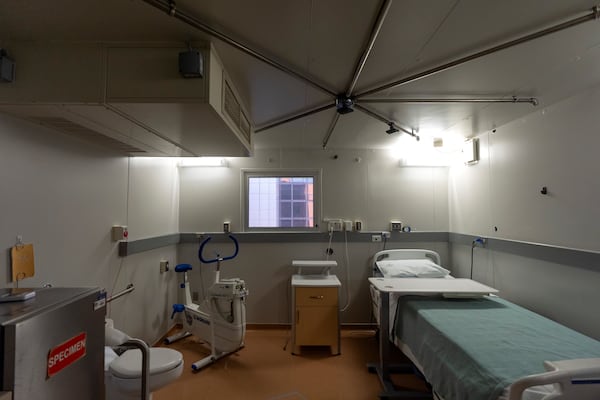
[340,229,352,312]
[470,237,486,279]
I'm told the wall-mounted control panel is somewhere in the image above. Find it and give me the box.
[111,225,128,241]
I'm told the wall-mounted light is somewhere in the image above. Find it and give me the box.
[178,157,228,167]
[462,138,480,165]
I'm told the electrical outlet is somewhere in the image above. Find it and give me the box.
[372,234,382,242]
[343,220,353,231]
[327,219,343,232]
[390,220,402,231]
[159,260,169,273]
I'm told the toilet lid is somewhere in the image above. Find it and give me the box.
[109,348,183,379]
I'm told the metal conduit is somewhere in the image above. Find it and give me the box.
[141,0,337,97]
[356,6,600,98]
[254,102,335,133]
[321,113,340,149]
[323,0,394,148]
[346,0,393,97]
[358,97,539,105]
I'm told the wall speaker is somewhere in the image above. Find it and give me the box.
[179,50,203,78]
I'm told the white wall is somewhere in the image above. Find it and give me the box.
[448,84,600,339]
[178,148,449,323]
[0,114,180,344]
[180,148,449,233]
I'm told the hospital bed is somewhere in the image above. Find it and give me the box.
[368,249,600,400]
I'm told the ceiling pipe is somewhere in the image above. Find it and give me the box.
[356,5,600,98]
[345,0,393,97]
[322,0,393,148]
[321,113,341,149]
[358,96,539,106]
[254,103,335,133]
[140,0,337,97]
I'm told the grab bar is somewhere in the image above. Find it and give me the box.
[121,338,150,400]
[107,284,134,303]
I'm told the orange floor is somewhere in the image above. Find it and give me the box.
[153,328,430,400]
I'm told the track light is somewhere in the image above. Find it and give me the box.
[386,123,399,134]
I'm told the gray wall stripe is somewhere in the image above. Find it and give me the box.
[119,231,448,255]
[119,231,600,271]
[119,233,180,257]
[448,232,600,271]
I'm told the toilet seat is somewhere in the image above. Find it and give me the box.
[109,348,183,378]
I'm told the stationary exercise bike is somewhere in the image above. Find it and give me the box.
[166,234,248,371]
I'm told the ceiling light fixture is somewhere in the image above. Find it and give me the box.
[178,157,228,167]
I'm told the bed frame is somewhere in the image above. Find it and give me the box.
[367,249,600,400]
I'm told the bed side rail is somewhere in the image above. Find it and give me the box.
[508,358,600,400]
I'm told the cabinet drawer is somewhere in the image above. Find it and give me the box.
[295,287,338,306]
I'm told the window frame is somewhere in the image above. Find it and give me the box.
[242,169,322,232]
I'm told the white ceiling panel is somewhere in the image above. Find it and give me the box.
[2,0,600,151]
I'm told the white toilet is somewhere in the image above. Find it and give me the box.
[105,346,183,400]
[104,320,184,400]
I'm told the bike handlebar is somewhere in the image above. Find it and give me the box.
[198,234,239,264]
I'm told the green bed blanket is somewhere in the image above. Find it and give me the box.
[393,296,600,400]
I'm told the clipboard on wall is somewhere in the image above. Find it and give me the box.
[10,243,35,282]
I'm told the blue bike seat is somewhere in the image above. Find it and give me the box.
[171,303,186,319]
[175,263,193,273]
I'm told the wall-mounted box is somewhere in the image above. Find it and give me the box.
[111,226,128,242]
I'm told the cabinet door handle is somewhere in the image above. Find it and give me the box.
[309,295,324,300]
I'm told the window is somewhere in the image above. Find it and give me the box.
[243,170,321,231]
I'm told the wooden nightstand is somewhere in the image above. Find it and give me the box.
[291,274,341,355]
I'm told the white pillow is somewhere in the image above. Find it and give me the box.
[376,259,450,278]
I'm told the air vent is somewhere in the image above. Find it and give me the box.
[240,112,251,142]
[223,80,241,127]
[31,117,147,154]
[223,79,251,143]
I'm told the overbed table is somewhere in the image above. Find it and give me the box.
[367,277,498,399]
